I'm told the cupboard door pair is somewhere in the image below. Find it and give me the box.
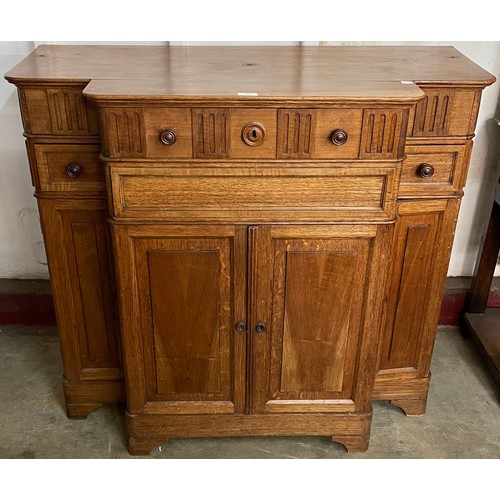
[113,223,391,417]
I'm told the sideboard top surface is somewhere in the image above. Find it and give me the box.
[5,45,495,99]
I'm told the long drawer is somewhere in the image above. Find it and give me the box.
[100,106,409,161]
[108,164,398,222]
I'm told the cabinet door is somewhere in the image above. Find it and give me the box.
[113,224,247,416]
[37,198,122,381]
[374,199,460,401]
[249,224,392,414]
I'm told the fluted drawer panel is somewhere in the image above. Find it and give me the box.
[411,88,478,137]
[18,86,99,136]
[360,109,407,160]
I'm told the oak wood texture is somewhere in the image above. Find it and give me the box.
[126,410,372,455]
[34,143,105,192]
[108,164,399,222]
[6,46,494,88]
[374,199,461,401]
[4,45,495,450]
[36,197,123,417]
[399,142,470,197]
[250,225,392,415]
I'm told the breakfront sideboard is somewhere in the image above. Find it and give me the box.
[5,45,494,454]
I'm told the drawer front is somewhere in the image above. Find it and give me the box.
[110,165,398,222]
[411,87,479,138]
[399,143,470,197]
[230,108,277,159]
[99,106,409,161]
[19,86,99,136]
[277,109,363,160]
[34,144,105,192]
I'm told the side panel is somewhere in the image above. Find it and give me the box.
[374,199,461,399]
[37,198,123,413]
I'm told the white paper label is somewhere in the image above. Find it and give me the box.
[238,92,259,96]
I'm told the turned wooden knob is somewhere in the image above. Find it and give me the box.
[242,122,266,146]
[66,163,82,178]
[331,129,348,146]
[235,321,246,332]
[160,129,177,146]
[418,163,435,179]
[255,321,266,333]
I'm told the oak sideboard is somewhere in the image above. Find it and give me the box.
[5,45,495,454]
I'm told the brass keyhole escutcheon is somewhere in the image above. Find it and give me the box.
[242,122,266,146]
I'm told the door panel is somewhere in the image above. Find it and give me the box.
[113,224,246,415]
[377,199,460,377]
[250,224,391,414]
[37,198,121,381]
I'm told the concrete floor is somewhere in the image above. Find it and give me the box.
[0,326,499,459]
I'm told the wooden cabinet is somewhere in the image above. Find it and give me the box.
[113,223,391,453]
[5,45,495,454]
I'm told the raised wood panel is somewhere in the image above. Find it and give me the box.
[148,250,222,395]
[378,200,458,373]
[111,166,395,222]
[251,224,392,414]
[380,218,438,370]
[192,108,230,158]
[34,143,105,193]
[102,108,146,157]
[279,249,361,395]
[277,109,317,159]
[37,198,121,380]
[112,224,246,415]
[360,108,405,159]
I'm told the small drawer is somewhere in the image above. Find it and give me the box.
[399,144,469,197]
[277,109,362,159]
[143,107,192,158]
[34,144,105,192]
[230,109,277,159]
[313,109,363,159]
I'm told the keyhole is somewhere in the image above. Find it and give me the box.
[242,122,266,146]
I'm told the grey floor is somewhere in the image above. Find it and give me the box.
[0,326,499,459]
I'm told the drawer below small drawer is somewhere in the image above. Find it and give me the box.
[399,143,470,197]
[109,165,398,222]
[34,144,105,192]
